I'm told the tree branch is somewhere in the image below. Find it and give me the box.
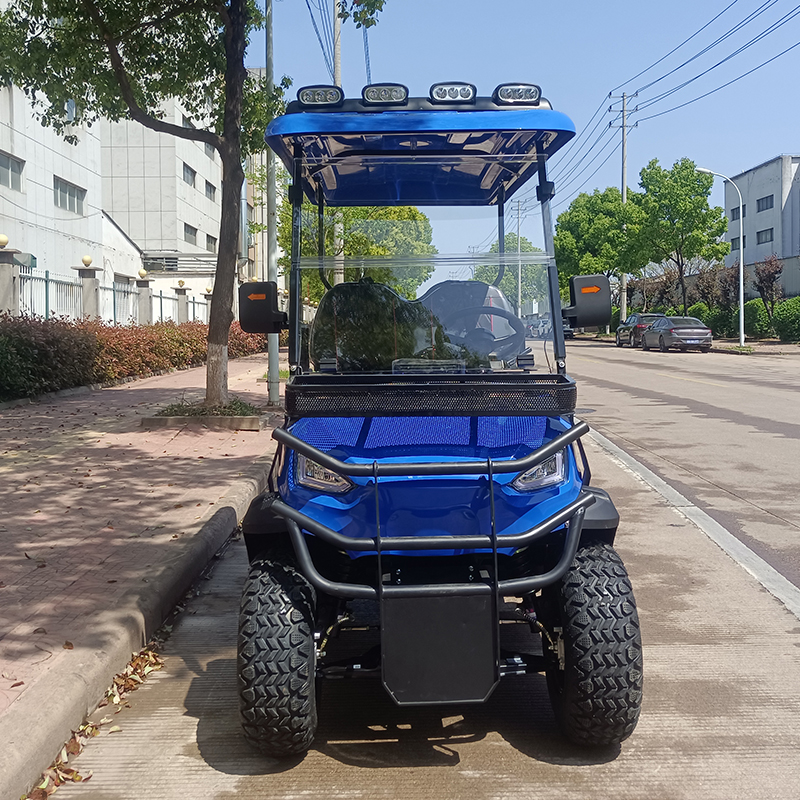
[79,0,222,149]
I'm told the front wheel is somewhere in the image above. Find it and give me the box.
[615,332,624,347]
[238,556,317,758]
[536,542,643,747]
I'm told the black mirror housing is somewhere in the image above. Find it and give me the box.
[238,281,288,334]
[562,275,612,329]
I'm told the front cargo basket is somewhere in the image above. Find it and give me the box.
[285,373,577,417]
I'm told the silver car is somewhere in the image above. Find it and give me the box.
[641,316,712,352]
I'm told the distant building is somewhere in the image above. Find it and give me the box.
[724,155,800,299]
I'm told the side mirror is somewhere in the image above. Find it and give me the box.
[562,274,611,328]
[238,281,288,334]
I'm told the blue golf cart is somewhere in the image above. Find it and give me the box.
[237,81,643,757]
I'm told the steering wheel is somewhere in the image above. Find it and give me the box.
[440,305,526,361]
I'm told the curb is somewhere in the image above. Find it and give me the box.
[1,458,272,800]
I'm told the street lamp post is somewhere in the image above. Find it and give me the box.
[697,167,745,347]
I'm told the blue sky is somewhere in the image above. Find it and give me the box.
[248,0,800,253]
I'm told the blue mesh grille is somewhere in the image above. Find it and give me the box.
[289,417,364,452]
[365,416,471,449]
[477,416,546,449]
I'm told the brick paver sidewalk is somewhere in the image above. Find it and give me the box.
[0,353,284,793]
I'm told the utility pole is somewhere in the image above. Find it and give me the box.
[332,0,344,285]
[265,0,280,404]
[609,91,637,324]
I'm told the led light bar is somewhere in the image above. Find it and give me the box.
[493,83,541,105]
[297,85,344,107]
[429,82,477,103]
[362,83,409,105]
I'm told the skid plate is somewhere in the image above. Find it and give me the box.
[381,593,499,705]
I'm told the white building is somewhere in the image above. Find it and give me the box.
[0,84,109,276]
[724,155,800,299]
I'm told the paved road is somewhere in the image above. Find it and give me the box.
[562,338,800,591]
[53,434,800,800]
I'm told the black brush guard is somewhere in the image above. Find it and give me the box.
[266,421,595,705]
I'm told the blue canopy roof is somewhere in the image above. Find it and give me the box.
[265,108,575,207]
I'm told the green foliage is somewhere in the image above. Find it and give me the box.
[637,159,729,312]
[772,296,800,342]
[706,307,734,338]
[743,299,772,339]
[0,314,97,400]
[0,318,265,401]
[554,187,646,286]
[278,201,437,301]
[473,234,546,306]
[157,396,261,416]
[610,306,621,332]
[687,302,710,324]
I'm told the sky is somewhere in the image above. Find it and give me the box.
[247,0,800,254]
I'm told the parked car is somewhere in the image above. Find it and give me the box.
[641,316,713,352]
[526,315,574,340]
[616,312,666,347]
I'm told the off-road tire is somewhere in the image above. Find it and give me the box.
[538,542,643,747]
[238,555,317,758]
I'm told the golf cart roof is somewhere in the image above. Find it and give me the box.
[265,105,576,207]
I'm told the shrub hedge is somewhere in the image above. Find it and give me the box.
[0,317,267,401]
[772,296,800,342]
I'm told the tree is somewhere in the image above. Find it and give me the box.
[277,200,437,302]
[554,187,647,289]
[0,0,382,405]
[470,234,547,309]
[694,261,723,309]
[753,254,783,320]
[637,158,729,314]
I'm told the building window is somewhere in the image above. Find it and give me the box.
[182,114,195,129]
[730,204,746,221]
[65,99,77,123]
[731,236,746,251]
[205,180,216,202]
[0,151,23,191]
[205,142,216,159]
[206,234,217,253]
[756,195,774,212]
[182,162,196,187]
[53,176,85,215]
[184,223,198,245]
[756,228,774,245]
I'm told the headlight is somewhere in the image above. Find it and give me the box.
[362,83,409,105]
[493,83,541,105]
[296,454,353,493]
[511,450,566,491]
[297,85,344,107]
[429,82,476,103]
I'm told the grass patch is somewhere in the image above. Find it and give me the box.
[261,369,291,380]
[726,345,755,355]
[156,396,261,417]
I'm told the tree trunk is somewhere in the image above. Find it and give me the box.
[204,0,248,406]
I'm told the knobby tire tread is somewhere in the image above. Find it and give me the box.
[238,555,317,757]
[545,542,643,746]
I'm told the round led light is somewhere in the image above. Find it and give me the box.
[499,87,512,100]
[326,89,339,102]
[448,87,458,98]
[434,87,447,99]
[380,87,390,100]
[460,86,472,99]
[391,87,404,100]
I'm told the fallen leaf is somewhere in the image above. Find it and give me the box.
[11,681,24,688]
[27,787,48,800]
[108,725,122,733]
[65,736,81,755]
[33,627,47,634]
[107,579,117,584]
[63,641,74,650]
[174,503,183,508]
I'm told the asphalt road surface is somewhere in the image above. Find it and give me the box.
[561,338,800,592]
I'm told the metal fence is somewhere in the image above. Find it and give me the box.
[189,296,209,323]
[152,291,180,322]
[99,283,139,324]
[19,270,84,320]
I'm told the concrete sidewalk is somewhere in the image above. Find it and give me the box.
[0,353,284,799]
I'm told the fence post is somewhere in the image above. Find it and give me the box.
[203,288,213,324]
[71,255,101,318]
[172,282,189,324]
[136,269,154,326]
[0,235,21,316]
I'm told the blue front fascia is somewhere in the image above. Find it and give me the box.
[278,415,581,558]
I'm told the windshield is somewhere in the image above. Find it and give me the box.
[295,249,555,375]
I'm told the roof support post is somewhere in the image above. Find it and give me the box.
[289,150,303,369]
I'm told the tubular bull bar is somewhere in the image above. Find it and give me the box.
[269,420,596,600]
